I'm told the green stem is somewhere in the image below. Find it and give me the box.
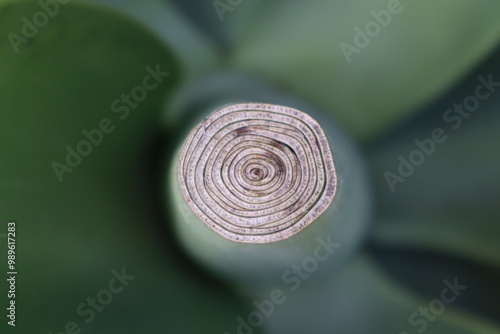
[165,72,372,288]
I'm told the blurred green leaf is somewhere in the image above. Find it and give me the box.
[170,0,263,51]
[84,0,221,81]
[227,0,500,140]
[369,244,500,325]
[367,48,500,267]
[0,2,256,333]
[261,253,500,334]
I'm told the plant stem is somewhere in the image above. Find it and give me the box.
[166,73,372,288]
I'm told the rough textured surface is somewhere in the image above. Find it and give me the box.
[178,103,337,243]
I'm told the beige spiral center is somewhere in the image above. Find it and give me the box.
[177,103,337,243]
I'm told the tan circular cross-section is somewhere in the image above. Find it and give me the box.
[177,103,337,243]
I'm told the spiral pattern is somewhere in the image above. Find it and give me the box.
[177,103,337,243]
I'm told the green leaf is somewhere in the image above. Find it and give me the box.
[260,253,500,334]
[170,0,264,51]
[228,0,500,140]
[83,0,221,81]
[367,48,500,267]
[0,2,256,333]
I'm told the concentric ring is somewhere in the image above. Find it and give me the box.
[177,103,337,243]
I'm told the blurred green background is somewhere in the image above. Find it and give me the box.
[1,0,499,333]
